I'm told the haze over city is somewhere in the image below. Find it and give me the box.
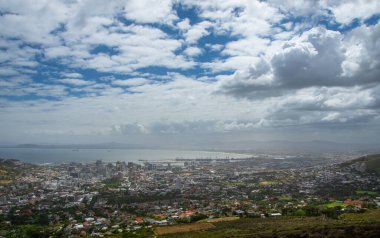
[1,0,380,149]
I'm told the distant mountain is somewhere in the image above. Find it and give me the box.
[3,140,379,155]
[11,142,149,150]
[15,144,40,148]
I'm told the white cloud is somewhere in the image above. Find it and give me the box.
[112,78,151,87]
[184,0,282,37]
[268,0,380,25]
[124,0,177,24]
[1,0,194,76]
[218,26,360,99]
[342,23,380,83]
[59,23,195,73]
[329,0,380,24]
[177,18,191,31]
[0,68,19,76]
[206,44,224,52]
[112,123,149,135]
[183,21,212,44]
[59,78,93,86]
[44,46,75,58]
[0,0,68,45]
[184,46,203,57]
[0,83,68,98]
[267,0,323,16]
[62,73,83,79]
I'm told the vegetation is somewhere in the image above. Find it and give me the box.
[102,190,181,206]
[323,202,347,208]
[102,177,123,188]
[0,160,19,184]
[122,228,155,238]
[158,209,380,238]
[365,154,380,174]
[0,159,36,185]
[356,190,378,197]
[2,224,60,238]
[258,181,277,186]
[341,154,380,174]
[154,223,215,235]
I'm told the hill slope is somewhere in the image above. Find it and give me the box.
[159,209,380,238]
[0,159,34,185]
[365,154,380,174]
[340,154,380,174]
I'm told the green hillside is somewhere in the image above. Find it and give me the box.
[158,209,380,238]
[365,154,380,174]
[0,159,35,185]
[340,154,380,174]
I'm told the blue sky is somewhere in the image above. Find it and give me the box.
[1,0,380,147]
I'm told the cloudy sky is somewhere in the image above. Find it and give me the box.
[0,0,380,147]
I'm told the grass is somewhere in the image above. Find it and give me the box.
[323,202,347,208]
[339,209,380,221]
[258,181,277,186]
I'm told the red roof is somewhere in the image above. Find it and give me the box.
[344,199,364,207]
[135,217,144,224]
[179,210,194,217]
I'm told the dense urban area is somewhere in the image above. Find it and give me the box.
[1,153,380,237]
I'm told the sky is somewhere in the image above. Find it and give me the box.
[0,0,380,148]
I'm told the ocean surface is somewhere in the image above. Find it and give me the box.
[0,148,252,165]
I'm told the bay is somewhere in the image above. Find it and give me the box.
[0,148,251,165]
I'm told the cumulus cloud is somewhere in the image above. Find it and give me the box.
[124,0,177,24]
[342,23,380,82]
[219,24,380,99]
[206,43,224,52]
[177,18,191,31]
[329,0,380,24]
[184,46,203,57]
[268,0,380,25]
[271,27,344,88]
[183,21,212,44]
